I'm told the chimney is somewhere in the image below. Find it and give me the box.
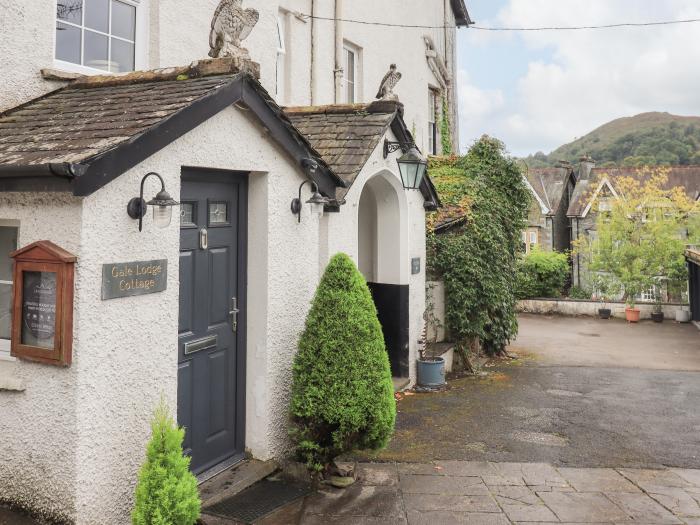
[578,155,595,181]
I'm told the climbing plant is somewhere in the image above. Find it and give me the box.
[440,97,453,156]
[427,136,530,358]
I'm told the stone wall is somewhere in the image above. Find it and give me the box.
[518,298,690,320]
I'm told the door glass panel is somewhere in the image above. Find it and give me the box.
[56,22,82,64]
[111,0,136,40]
[180,202,196,228]
[84,30,109,70]
[209,203,228,225]
[85,0,109,33]
[57,0,83,24]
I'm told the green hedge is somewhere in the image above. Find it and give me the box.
[516,250,570,299]
[290,253,396,471]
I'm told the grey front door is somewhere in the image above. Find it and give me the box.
[178,169,247,476]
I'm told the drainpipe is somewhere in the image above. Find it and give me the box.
[334,0,344,104]
[576,218,581,286]
[310,0,316,104]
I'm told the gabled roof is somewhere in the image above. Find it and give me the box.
[0,58,344,198]
[568,166,700,217]
[451,0,474,27]
[285,101,440,210]
[526,166,575,216]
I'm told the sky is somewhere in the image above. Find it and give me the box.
[456,0,700,157]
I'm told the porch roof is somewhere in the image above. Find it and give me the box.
[285,101,440,210]
[0,59,344,198]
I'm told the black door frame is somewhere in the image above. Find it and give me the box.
[180,166,249,474]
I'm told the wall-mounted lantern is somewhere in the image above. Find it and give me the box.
[383,140,429,190]
[291,181,328,223]
[127,172,179,232]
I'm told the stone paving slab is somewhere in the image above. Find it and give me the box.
[296,462,700,524]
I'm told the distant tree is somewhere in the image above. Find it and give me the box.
[574,167,700,307]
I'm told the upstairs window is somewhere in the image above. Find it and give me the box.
[428,89,439,155]
[276,13,287,102]
[0,223,18,359]
[344,47,356,104]
[56,0,139,73]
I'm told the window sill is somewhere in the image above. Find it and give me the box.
[41,68,85,82]
[0,362,25,392]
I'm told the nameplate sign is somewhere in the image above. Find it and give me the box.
[102,259,167,300]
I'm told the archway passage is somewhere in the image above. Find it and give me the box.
[358,175,409,378]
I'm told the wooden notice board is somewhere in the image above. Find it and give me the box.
[10,240,76,366]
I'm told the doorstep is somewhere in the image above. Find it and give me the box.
[199,459,278,509]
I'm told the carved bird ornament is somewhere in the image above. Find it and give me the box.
[376,64,402,100]
[209,0,260,59]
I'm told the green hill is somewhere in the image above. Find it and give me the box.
[524,112,700,168]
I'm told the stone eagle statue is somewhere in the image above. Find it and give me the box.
[209,0,260,59]
[376,64,402,100]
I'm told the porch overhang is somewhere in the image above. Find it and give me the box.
[0,60,345,199]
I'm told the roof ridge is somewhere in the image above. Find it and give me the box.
[68,58,260,89]
[284,100,403,116]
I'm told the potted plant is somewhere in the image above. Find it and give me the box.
[625,297,641,323]
[592,274,617,320]
[416,310,446,388]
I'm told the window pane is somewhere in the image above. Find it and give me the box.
[209,203,228,225]
[85,0,109,32]
[0,227,17,282]
[21,272,57,350]
[57,0,83,24]
[111,0,136,40]
[180,203,195,227]
[0,284,11,340]
[345,49,355,83]
[56,22,82,64]
[110,38,134,72]
[84,30,109,70]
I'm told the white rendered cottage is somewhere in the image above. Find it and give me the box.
[0,58,439,524]
[0,0,471,522]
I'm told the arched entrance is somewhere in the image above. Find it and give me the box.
[358,172,409,378]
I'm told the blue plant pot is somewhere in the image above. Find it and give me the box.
[417,357,446,387]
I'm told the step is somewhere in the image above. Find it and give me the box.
[199,459,278,509]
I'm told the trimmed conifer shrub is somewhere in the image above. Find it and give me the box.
[132,400,200,525]
[290,253,396,472]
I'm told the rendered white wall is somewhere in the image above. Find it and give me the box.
[0,194,82,524]
[0,0,459,151]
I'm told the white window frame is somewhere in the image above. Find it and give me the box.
[275,12,288,102]
[0,220,19,361]
[428,88,439,155]
[54,0,148,76]
[343,41,362,104]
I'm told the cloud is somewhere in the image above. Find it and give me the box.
[458,0,700,156]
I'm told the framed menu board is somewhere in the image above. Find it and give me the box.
[10,241,76,366]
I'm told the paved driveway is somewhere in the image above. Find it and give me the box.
[359,314,700,468]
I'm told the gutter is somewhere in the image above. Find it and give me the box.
[0,162,80,179]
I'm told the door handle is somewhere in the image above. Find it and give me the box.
[229,297,240,332]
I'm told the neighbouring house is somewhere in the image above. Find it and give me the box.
[523,165,577,254]
[687,248,700,322]
[568,165,700,296]
[0,1,470,523]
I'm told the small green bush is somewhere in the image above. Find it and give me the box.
[516,250,570,299]
[290,253,396,471]
[568,285,593,300]
[132,400,200,525]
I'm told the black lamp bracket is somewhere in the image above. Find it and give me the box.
[384,139,415,159]
[127,172,166,232]
[291,180,319,223]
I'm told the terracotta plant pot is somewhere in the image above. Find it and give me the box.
[625,307,641,323]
